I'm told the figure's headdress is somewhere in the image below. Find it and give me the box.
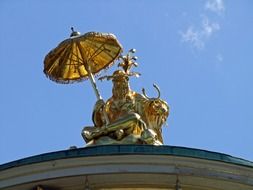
[98,49,141,82]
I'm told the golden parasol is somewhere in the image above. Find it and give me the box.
[44,28,123,100]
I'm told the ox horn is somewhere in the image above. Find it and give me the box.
[142,84,161,99]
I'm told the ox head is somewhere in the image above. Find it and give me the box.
[142,84,169,116]
[142,84,169,128]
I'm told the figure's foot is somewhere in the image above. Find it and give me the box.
[82,130,93,142]
[115,129,124,140]
[82,126,104,142]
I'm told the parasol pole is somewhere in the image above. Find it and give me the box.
[86,67,110,125]
[87,69,102,100]
[76,42,103,100]
[76,42,110,125]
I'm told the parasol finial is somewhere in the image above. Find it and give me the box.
[70,27,81,37]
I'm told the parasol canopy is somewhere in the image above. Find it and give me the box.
[44,30,122,83]
[44,29,123,100]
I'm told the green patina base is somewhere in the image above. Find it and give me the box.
[1,145,252,171]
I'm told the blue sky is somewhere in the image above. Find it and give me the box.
[1,0,253,164]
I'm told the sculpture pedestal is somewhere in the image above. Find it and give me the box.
[1,145,253,190]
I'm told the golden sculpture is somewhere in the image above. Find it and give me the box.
[44,29,169,146]
[82,49,169,146]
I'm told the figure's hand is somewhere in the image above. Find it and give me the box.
[94,99,105,111]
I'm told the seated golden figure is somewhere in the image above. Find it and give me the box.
[82,50,169,146]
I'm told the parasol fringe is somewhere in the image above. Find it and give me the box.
[43,57,119,84]
[44,71,88,84]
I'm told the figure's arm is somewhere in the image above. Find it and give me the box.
[92,99,106,127]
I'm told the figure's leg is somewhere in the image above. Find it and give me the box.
[82,113,147,142]
[105,113,146,134]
